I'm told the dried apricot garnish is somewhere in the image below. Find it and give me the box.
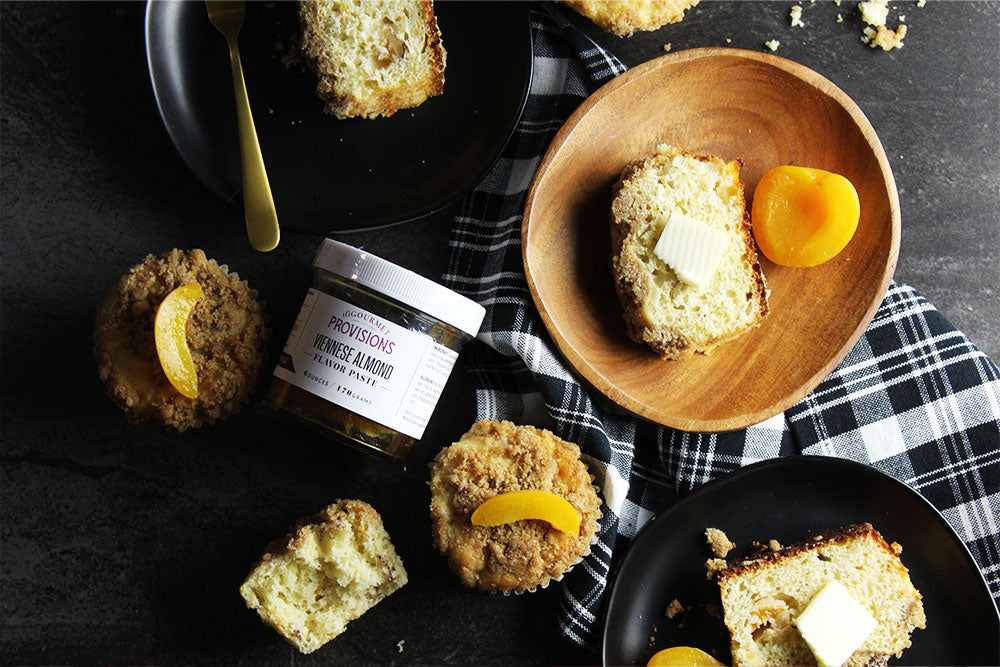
[751,165,860,267]
[154,283,203,399]
[647,647,724,666]
[470,489,581,535]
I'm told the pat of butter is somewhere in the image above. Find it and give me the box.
[794,580,877,667]
[652,211,729,288]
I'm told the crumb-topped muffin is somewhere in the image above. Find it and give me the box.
[93,249,269,430]
[240,500,407,654]
[429,420,602,593]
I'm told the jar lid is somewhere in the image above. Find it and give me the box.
[313,239,486,337]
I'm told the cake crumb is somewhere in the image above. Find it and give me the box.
[764,39,780,52]
[706,603,721,619]
[858,0,909,51]
[859,0,889,27]
[864,23,907,50]
[397,640,405,653]
[768,539,782,552]
[705,558,728,580]
[665,598,685,619]
[281,49,302,69]
[706,528,735,557]
[891,541,903,555]
[663,43,672,52]
[790,5,804,27]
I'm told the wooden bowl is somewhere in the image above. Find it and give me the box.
[522,48,899,432]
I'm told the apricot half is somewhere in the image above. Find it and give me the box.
[154,282,203,399]
[470,489,581,535]
[647,647,724,667]
[751,165,860,267]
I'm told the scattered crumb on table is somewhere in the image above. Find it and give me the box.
[860,0,890,27]
[790,5,804,27]
[865,24,907,50]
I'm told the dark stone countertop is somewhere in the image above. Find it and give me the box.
[1,1,996,665]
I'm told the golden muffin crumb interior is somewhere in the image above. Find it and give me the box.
[561,0,699,37]
[298,0,446,119]
[610,144,768,359]
[239,500,407,654]
[717,523,926,667]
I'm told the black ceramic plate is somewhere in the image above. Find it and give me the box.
[145,1,531,232]
[602,456,1000,666]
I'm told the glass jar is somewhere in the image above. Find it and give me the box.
[264,239,485,464]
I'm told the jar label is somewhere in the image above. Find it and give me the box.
[273,289,458,439]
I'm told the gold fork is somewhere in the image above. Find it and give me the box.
[206,0,280,252]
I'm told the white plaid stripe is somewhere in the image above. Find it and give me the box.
[442,6,1000,652]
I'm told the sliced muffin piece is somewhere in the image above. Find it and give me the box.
[561,0,699,37]
[298,0,446,119]
[239,500,407,654]
[610,144,768,359]
[717,523,926,667]
[429,420,602,594]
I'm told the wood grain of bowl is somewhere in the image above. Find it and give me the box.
[522,48,900,433]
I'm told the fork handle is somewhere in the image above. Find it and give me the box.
[225,40,280,252]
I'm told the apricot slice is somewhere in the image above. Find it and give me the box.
[154,282,203,399]
[751,165,860,267]
[647,646,724,667]
[470,489,581,535]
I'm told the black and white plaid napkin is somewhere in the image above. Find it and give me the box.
[443,7,1000,652]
